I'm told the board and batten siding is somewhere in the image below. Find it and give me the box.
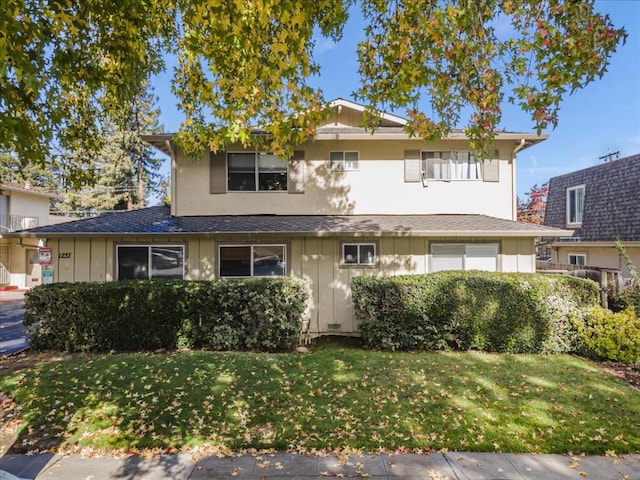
[43,235,535,335]
[45,237,218,284]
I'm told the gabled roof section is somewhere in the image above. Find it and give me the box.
[0,183,61,200]
[142,97,548,154]
[321,98,408,128]
[544,153,640,241]
[9,206,571,238]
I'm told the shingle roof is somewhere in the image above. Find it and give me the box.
[544,153,640,241]
[0,183,62,199]
[10,206,569,238]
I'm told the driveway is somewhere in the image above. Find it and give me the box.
[0,299,27,356]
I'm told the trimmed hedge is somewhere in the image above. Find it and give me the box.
[352,271,599,353]
[23,278,310,353]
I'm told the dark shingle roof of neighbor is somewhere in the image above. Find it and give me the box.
[11,206,568,238]
[544,153,640,241]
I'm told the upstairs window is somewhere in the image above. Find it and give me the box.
[422,151,482,181]
[227,153,287,191]
[330,151,359,171]
[566,185,585,226]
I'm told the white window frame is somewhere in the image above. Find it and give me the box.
[568,253,586,266]
[218,244,287,278]
[430,242,499,272]
[116,245,185,280]
[566,185,585,226]
[330,151,359,171]
[422,151,482,181]
[341,242,377,266]
[227,152,287,192]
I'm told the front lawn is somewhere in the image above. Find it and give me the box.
[1,342,639,455]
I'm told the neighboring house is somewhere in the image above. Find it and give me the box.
[544,153,640,279]
[0,183,61,289]
[8,99,570,335]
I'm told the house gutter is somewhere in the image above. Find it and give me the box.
[512,139,526,220]
[5,228,573,239]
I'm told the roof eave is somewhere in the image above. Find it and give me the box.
[142,132,549,152]
[5,228,573,239]
[0,184,62,200]
[551,240,640,247]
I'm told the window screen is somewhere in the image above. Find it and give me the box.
[431,243,498,272]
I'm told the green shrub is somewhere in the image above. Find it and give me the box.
[353,276,451,351]
[24,278,310,353]
[577,306,640,363]
[610,283,640,313]
[352,271,599,353]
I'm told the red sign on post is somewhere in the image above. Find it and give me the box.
[38,247,52,265]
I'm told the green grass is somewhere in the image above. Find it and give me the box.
[2,342,639,455]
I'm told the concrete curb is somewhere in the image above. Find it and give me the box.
[1,451,639,479]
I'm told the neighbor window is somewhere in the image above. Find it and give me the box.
[341,243,376,266]
[117,245,184,280]
[431,243,498,272]
[568,253,586,266]
[330,151,359,171]
[219,244,286,277]
[227,152,287,191]
[566,185,585,225]
[422,151,482,181]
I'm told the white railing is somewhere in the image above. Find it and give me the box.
[0,215,39,232]
[0,245,9,285]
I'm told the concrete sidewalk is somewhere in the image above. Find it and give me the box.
[0,290,27,356]
[0,290,27,303]
[1,451,639,479]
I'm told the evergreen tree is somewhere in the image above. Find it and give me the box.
[56,84,164,216]
[0,152,57,189]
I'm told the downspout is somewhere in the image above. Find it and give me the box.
[165,140,177,216]
[511,139,526,221]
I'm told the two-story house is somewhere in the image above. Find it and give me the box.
[9,99,569,335]
[544,153,640,279]
[0,182,62,289]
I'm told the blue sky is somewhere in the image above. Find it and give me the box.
[152,0,640,198]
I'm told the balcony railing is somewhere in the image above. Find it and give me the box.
[0,215,39,232]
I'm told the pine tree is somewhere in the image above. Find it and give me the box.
[56,84,164,216]
[0,152,57,190]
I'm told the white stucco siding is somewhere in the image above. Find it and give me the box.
[174,139,517,218]
[8,191,51,229]
[553,244,640,279]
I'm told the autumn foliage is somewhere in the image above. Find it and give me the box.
[517,183,549,225]
[1,1,627,184]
